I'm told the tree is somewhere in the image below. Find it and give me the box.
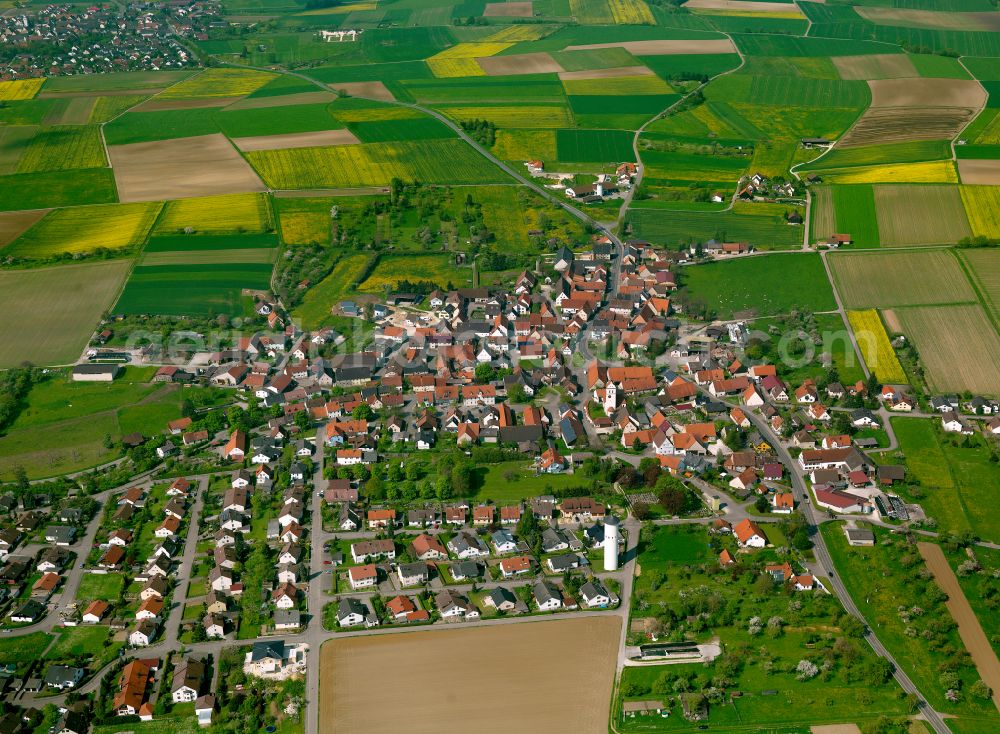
[351,404,374,421]
[754,494,770,514]
[450,461,474,497]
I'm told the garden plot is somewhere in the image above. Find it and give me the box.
[109,134,267,202]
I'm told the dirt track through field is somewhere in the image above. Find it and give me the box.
[918,542,1000,712]
[320,617,620,734]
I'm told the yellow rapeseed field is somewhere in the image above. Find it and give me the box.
[427,58,486,78]
[6,202,162,258]
[848,309,908,384]
[160,68,277,99]
[959,185,1000,238]
[299,1,377,14]
[493,130,558,161]
[822,160,958,184]
[483,25,551,42]
[440,105,571,128]
[154,193,273,234]
[428,42,513,77]
[0,79,45,101]
[608,0,656,24]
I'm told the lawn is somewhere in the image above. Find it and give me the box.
[679,253,837,319]
[76,572,126,602]
[472,461,593,502]
[0,260,132,367]
[45,626,115,660]
[0,632,53,673]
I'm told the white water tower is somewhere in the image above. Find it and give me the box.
[604,516,620,571]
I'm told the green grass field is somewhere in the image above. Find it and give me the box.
[248,140,506,188]
[831,184,881,247]
[76,572,125,602]
[115,263,272,317]
[680,253,837,318]
[628,204,805,249]
[0,260,132,368]
[891,418,1000,543]
[293,253,372,329]
[822,521,1000,723]
[0,169,117,212]
[472,460,593,502]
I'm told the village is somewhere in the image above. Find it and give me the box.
[0,224,994,734]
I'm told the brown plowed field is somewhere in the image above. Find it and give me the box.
[833,54,918,81]
[483,1,533,16]
[868,79,984,108]
[320,617,621,734]
[479,52,565,76]
[959,159,1000,185]
[918,542,1000,712]
[0,210,48,247]
[232,129,360,152]
[839,107,976,147]
[109,134,267,202]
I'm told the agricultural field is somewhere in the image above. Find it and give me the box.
[830,184,880,247]
[556,129,634,162]
[116,235,276,317]
[829,250,978,309]
[958,248,1000,321]
[5,202,162,259]
[0,79,45,101]
[357,254,472,294]
[109,134,267,203]
[0,260,132,368]
[817,160,959,184]
[628,203,805,249]
[894,304,1000,395]
[847,309,908,384]
[873,185,972,247]
[15,125,106,173]
[322,619,620,734]
[680,253,836,319]
[158,68,277,98]
[154,193,275,235]
[276,197,338,246]
[247,140,505,188]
